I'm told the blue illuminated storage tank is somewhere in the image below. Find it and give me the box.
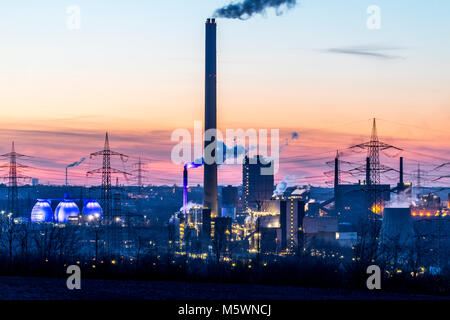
[82,200,103,220]
[55,200,80,223]
[31,200,53,223]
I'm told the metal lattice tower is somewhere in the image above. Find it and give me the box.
[113,177,122,218]
[137,158,143,188]
[87,133,130,220]
[368,119,381,186]
[351,119,402,213]
[1,142,30,217]
[132,157,147,191]
[417,163,422,188]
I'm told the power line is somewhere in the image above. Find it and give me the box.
[86,133,131,220]
[0,142,31,216]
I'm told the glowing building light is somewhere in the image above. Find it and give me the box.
[55,200,80,223]
[82,200,103,220]
[31,200,53,223]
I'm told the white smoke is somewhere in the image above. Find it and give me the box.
[386,192,414,209]
[180,201,202,213]
[273,175,296,197]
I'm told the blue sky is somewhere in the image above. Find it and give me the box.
[0,0,449,128]
[0,1,449,185]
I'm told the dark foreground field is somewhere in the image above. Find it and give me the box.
[0,276,447,300]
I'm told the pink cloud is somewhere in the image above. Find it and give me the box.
[0,125,448,188]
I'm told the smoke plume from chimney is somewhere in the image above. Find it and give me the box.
[66,157,86,168]
[214,0,298,20]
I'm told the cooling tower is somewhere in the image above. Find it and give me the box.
[381,208,415,246]
[203,18,218,217]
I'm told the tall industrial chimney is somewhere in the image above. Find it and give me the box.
[203,18,219,217]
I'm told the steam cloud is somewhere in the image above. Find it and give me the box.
[386,189,416,209]
[180,201,202,213]
[194,141,248,167]
[214,0,298,20]
[273,175,296,197]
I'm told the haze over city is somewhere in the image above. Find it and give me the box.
[0,0,449,186]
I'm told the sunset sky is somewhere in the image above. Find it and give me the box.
[0,0,449,187]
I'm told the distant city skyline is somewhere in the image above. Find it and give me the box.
[0,0,449,186]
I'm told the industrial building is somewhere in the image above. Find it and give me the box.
[29,197,103,224]
[221,185,238,219]
[242,196,305,254]
[335,182,391,224]
[242,155,274,212]
[303,216,339,248]
[279,198,305,253]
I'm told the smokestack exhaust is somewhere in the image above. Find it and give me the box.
[213,0,298,20]
[203,18,219,217]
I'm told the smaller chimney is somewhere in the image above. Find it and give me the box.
[334,150,339,190]
[183,166,188,215]
[366,157,371,186]
[399,157,404,186]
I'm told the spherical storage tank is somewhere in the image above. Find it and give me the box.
[31,200,53,223]
[82,200,103,220]
[55,200,80,223]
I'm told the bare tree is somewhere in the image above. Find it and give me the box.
[354,212,382,264]
[33,223,59,261]
[0,214,19,267]
[17,222,31,264]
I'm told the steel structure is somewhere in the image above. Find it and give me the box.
[1,142,30,217]
[87,133,130,220]
[350,119,402,213]
[132,157,147,190]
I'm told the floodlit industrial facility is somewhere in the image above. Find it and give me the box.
[0,17,448,287]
